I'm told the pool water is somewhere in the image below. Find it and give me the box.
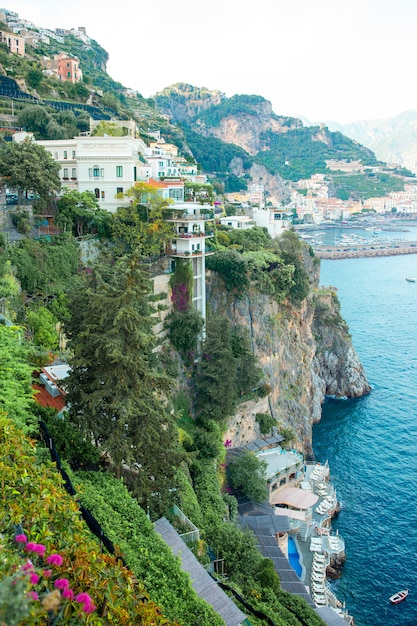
[287,536,303,578]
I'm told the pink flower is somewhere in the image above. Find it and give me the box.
[21,561,34,572]
[75,592,92,604]
[29,573,40,585]
[62,588,74,600]
[25,542,37,553]
[82,602,96,614]
[15,533,28,543]
[33,544,46,556]
[42,569,52,578]
[27,591,39,601]
[54,578,70,590]
[47,553,63,566]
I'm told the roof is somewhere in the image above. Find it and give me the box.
[154,517,246,626]
[43,363,70,383]
[33,383,66,412]
[270,487,319,510]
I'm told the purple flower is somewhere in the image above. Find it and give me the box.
[62,588,74,600]
[47,553,63,566]
[29,573,40,585]
[54,578,70,590]
[224,439,232,448]
[15,533,28,543]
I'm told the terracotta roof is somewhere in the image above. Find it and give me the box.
[33,383,66,412]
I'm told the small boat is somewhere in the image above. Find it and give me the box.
[406,277,416,283]
[389,589,409,604]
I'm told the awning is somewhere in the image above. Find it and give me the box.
[274,508,306,521]
[270,487,319,509]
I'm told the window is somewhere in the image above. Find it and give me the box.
[88,168,92,178]
[54,151,58,159]
[72,150,76,159]
[100,168,104,178]
[94,188,100,199]
[71,168,76,178]
[101,191,105,199]
[93,166,100,178]
[116,165,123,177]
[63,150,67,159]
[63,168,68,178]
[116,187,123,195]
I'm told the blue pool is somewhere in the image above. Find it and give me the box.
[287,536,303,578]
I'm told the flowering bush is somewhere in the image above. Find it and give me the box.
[0,415,173,625]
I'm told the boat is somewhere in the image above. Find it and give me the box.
[389,589,409,604]
[406,277,416,283]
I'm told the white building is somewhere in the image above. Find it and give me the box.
[252,207,293,237]
[37,136,147,212]
[219,215,256,230]
[166,202,214,318]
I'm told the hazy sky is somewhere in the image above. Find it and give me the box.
[10,0,417,124]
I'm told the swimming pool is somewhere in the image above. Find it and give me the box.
[287,536,303,579]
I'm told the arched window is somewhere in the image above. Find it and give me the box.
[93,165,100,178]
[94,188,100,199]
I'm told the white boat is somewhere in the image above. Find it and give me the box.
[405,277,416,283]
[389,589,408,604]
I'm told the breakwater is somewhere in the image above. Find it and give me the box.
[315,243,417,260]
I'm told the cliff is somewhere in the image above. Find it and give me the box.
[206,268,370,457]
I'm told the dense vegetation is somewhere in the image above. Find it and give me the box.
[332,170,406,200]
[182,127,253,173]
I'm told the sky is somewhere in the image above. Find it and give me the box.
[9,0,417,125]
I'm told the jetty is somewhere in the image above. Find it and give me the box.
[314,241,417,260]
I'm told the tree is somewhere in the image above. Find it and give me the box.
[194,316,238,423]
[56,189,110,237]
[274,230,310,304]
[25,306,58,351]
[65,254,182,515]
[0,141,61,202]
[17,106,53,139]
[228,451,268,502]
[111,182,174,257]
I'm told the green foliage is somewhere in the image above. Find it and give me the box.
[36,407,101,470]
[111,183,174,257]
[0,326,37,433]
[0,141,61,201]
[273,230,310,304]
[194,316,238,423]
[193,421,223,459]
[167,308,204,362]
[257,126,377,181]
[56,189,111,237]
[332,170,405,200]
[206,249,250,293]
[10,237,80,296]
[228,451,268,502]
[65,254,182,516]
[25,306,58,350]
[75,470,224,625]
[0,417,171,624]
[10,208,31,234]
[255,412,277,435]
[182,127,253,173]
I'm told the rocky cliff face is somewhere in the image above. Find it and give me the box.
[206,270,370,457]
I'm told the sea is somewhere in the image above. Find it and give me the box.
[314,223,417,626]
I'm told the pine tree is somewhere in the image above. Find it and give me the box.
[65,254,181,516]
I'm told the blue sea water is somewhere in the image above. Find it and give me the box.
[314,251,417,626]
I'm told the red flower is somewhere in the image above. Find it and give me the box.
[15,533,28,543]
[29,573,40,585]
[62,588,74,600]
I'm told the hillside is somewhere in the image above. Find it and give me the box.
[326,110,417,175]
[155,85,379,182]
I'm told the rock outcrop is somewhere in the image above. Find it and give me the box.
[207,267,369,457]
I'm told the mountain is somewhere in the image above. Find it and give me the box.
[326,110,417,175]
[155,84,379,183]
